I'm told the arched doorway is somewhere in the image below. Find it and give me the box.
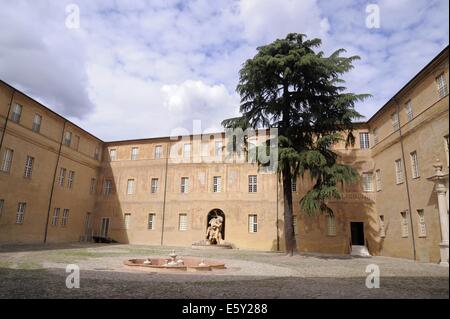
[207,209,225,242]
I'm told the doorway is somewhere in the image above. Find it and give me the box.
[100,217,110,238]
[207,209,225,241]
[350,222,365,246]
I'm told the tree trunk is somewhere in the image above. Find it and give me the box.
[282,165,297,256]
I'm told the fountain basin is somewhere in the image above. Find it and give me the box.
[124,257,226,272]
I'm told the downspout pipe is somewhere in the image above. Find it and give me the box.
[160,141,170,246]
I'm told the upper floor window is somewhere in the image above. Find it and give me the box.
[24,156,34,179]
[405,101,413,121]
[362,172,373,192]
[375,169,382,192]
[373,128,379,145]
[103,179,113,195]
[110,149,117,161]
[68,170,75,188]
[1,148,14,173]
[11,103,22,123]
[155,145,162,159]
[213,176,222,193]
[359,132,370,149]
[436,73,448,98]
[32,114,42,133]
[181,177,189,193]
[184,143,191,159]
[73,135,80,151]
[395,159,404,184]
[391,112,399,130]
[248,175,257,193]
[215,141,223,157]
[410,151,420,179]
[151,178,159,193]
[131,147,139,160]
[127,179,136,195]
[64,131,72,146]
[16,202,26,224]
[90,178,97,195]
[94,147,100,160]
[58,168,66,187]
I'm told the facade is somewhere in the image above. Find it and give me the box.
[0,47,448,264]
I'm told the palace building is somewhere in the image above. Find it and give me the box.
[0,47,448,264]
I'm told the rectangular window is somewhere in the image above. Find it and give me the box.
[395,159,404,184]
[184,143,191,158]
[375,169,382,192]
[1,148,14,172]
[124,213,131,229]
[410,151,420,179]
[85,212,92,231]
[94,147,100,160]
[213,176,222,193]
[24,156,34,178]
[327,214,336,236]
[151,178,159,194]
[248,214,258,233]
[293,215,298,235]
[362,173,373,192]
[359,132,370,149]
[51,208,60,226]
[417,209,426,237]
[103,179,113,195]
[155,145,162,159]
[373,128,379,145]
[436,73,448,98]
[73,135,80,150]
[445,135,449,166]
[58,168,66,187]
[61,209,69,227]
[215,141,223,157]
[109,149,117,161]
[32,114,42,133]
[379,215,386,238]
[248,175,257,193]
[68,170,75,188]
[64,131,72,146]
[131,147,139,160]
[181,177,189,193]
[90,178,96,195]
[401,211,409,237]
[11,103,22,123]
[0,199,4,218]
[16,202,26,224]
[291,177,297,192]
[179,214,188,231]
[405,101,413,121]
[391,112,399,130]
[127,179,135,195]
[148,213,156,230]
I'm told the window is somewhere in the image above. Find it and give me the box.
[436,73,448,98]
[58,168,66,187]
[73,135,80,150]
[362,173,373,192]
[151,178,159,193]
[16,202,26,224]
[64,131,72,146]
[90,178,97,195]
[148,213,156,230]
[391,112,399,130]
[181,177,189,193]
[327,214,336,236]
[51,208,60,226]
[85,212,92,231]
[1,148,13,172]
[359,132,370,149]
[291,177,297,192]
[24,156,34,178]
[61,209,69,227]
[401,211,409,237]
[445,135,449,166]
[127,179,135,195]
[11,103,22,123]
[109,149,117,161]
[395,159,404,184]
[410,151,420,179]
[124,213,131,229]
[32,114,42,133]
[68,170,75,188]
[248,214,258,233]
[155,145,162,159]
[179,214,188,231]
[375,169,382,192]
[293,215,298,235]
[379,215,386,238]
[248,175,257,193]
[131,147,139,160]
[373,128,379,145]
[0,199,4,218]
[213,176,222,193]
[184,143,191,158]
[405,101,413,121]
[215,141,223,157]
[103,179,113,195]
[94,147,100,160]
[417,209,426,237]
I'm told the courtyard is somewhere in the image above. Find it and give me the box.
[0,243,448,299]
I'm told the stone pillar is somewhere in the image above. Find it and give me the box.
[428,160,449,266]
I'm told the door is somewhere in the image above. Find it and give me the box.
[100,217,110,238]
[351,222,365,246]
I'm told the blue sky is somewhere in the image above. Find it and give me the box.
[0,0,448,140]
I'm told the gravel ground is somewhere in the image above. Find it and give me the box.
[0,243,448,299]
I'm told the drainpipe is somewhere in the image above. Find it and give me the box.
[160,141,170,246]
[394,98,417,261]
[43,121,67,243]
[0,89,16,152]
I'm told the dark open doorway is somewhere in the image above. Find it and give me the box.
[351,222,365,246]
[207,209,225,241]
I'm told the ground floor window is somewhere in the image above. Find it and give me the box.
[417,209,426,237]
[179,214,188,231]
[327,214,336,236]
[51,208,60,226]
[248,214,258,233]
[401,211,409,237]
[379,215,386,238]
[148,213,156,230]
[124,213,131,229]
[16,202,26,224]
[61,209,69,227]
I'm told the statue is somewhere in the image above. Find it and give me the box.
[206,215,223,245]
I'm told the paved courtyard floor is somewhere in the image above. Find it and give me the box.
[0,243,448,299]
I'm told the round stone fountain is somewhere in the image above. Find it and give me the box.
[123,250,226,272]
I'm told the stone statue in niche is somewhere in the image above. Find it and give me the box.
[206,216,223,245]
